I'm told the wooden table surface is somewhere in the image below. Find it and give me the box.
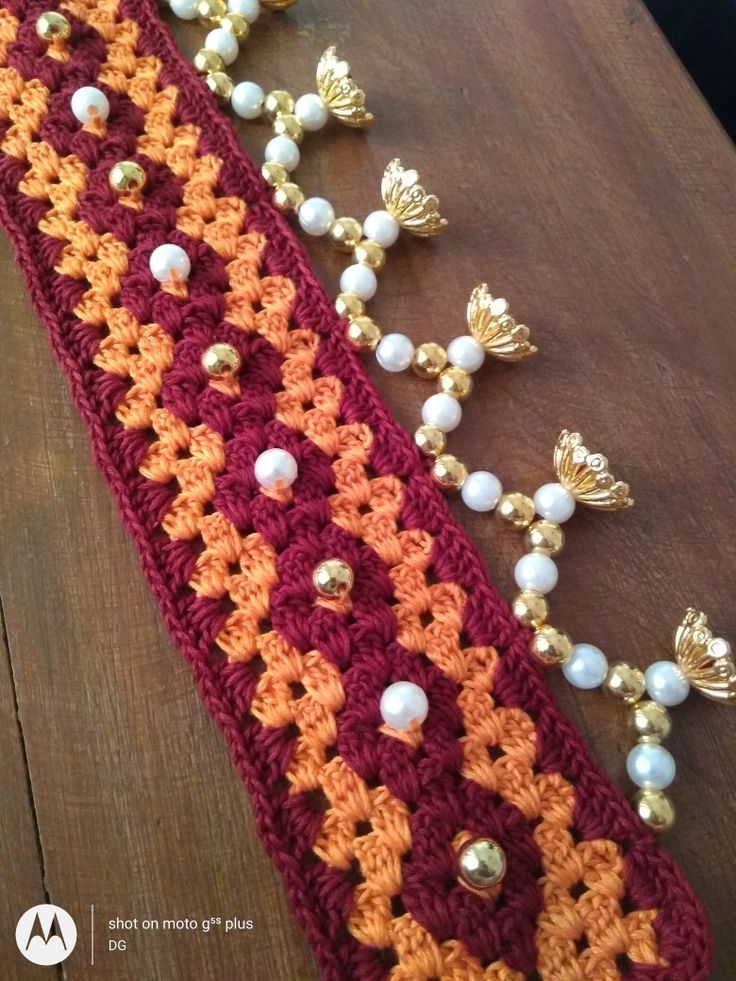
[2,1,735,978]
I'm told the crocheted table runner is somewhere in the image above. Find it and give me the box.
[0,0,712,977]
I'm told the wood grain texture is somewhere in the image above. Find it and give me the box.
[1,1,734,978]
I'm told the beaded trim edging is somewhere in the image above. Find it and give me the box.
[0,0,712,977]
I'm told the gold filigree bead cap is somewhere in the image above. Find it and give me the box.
[260,0,298,8]
[466,284,537,361]
[316,46,373,128]
[554,430,633,511]
[381,158,447,237]
[672,608,736,704]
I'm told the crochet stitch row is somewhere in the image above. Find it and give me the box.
[0,0,712,977]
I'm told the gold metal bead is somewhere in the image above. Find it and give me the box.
[458,838,506,890]
[412,342,447,379]
[272,182,305,213]
[525,519,564,557]
[346,316,382,351]
[272,113,304,144]
[261,161,289,187]
[329,217,363,253]
[219,12,249,40]
[496,492,535,529]
[36,11,71,43]
[313,558,353,598]
[205,71,234,101]
[352,240,386,271]
[334,292,365,319]
[197,0,227,27]
[631,789,675,834]
[437,366,473,401]
[605,662,646,703]
[530,624,573,667]
[201,342,241,378]
[432,454,468,492]
[193,48,225,74]
[414,425,446,458]
[512,590,549,629]
[108,160,146,194]
[629,700,672,743]
[264,89,295,122]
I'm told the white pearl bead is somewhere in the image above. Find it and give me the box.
[375,333,414,373]
[70,86,110,124]
[379,681,429,731]
[461,471,502,512]
[514,553,558,594]
[339,264,377,301]
[294,92,328,131]
[362,210,400,248]
[170,0,198,18]
[447,335,486,373]
[231,81,264,119]
[227,0,259,22]
[421,393,462,433]
[149,244,191,284]
[204,27,239,65]
[644,661,691,707]
[254,448,298,490]
[298,197,335,236]
[626,743,676,790]
[264,136,300,172]
[533,482,576,523]
[562,643,609,689]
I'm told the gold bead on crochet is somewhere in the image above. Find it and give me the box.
[202,343,241,378]
[496,492,535,529]
[109,161,146,194]
[329,218,363,253]
[432,454,468,492]
[525,519,564,557]
[414,425,446,458]
[512,590,549,629]
[36,11,71,43]
[458,838,506,890]
[629,701,672,743]
[264,89,295,122]
[205,71,234,101]
[632,788,676,834]
[313,559,353,598]
[412,342,447,379]
[531,624,573,667]
[605,662,646,703]
[194,48,225,74]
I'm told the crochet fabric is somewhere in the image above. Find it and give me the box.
[0,0,713,978]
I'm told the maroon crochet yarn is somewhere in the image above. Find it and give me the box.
[0,0,713,977]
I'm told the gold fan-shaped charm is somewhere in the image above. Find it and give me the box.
[260,0,297,8]
[466,284,537,361]
[674,608,736,704]
[553,430,633,510]
[381,158,447,237]
[316,46,373,129]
